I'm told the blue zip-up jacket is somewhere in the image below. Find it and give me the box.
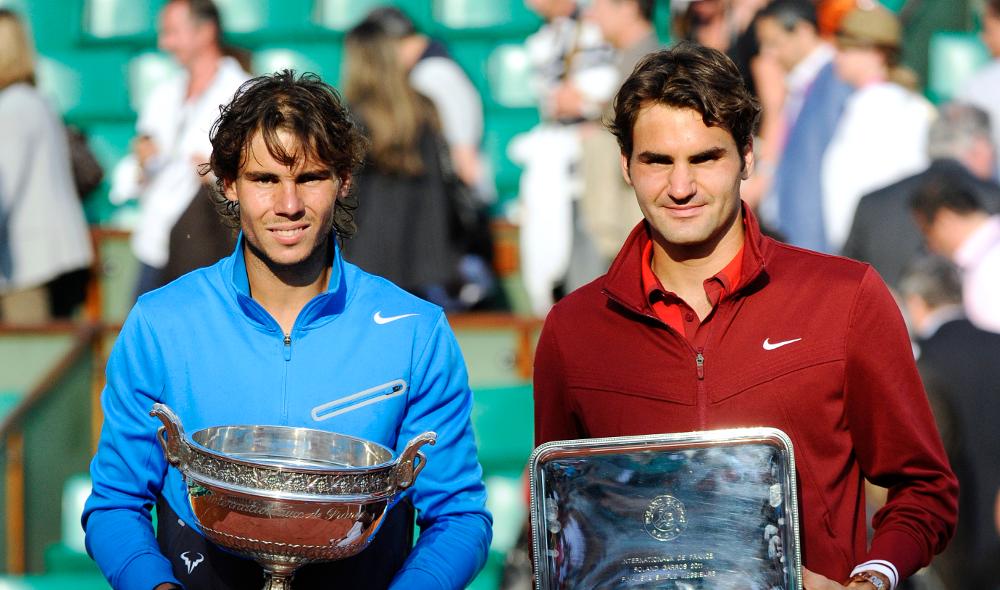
[83,238,492,589]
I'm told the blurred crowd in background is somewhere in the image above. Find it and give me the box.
[1,0,999,588]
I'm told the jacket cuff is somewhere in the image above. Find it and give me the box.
[389,566,447,590]
[116,552,179,590]
[864,528,924,583]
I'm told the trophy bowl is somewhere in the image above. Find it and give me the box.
[150,403,435,590]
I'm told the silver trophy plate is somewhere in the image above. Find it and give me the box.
[530,428,801,589]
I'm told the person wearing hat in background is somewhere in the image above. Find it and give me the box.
[821,2,935,254]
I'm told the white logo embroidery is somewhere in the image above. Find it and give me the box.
[373,311,418,325]
[762,337,802,351]
[180,551,204,574]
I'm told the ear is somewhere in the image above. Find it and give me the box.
[740,143,755,180]
[223,178,238,203]
[337,175,353,200]
[620,152,633,186]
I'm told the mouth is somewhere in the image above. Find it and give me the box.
[664,204,705,219]
[268,225,308,244]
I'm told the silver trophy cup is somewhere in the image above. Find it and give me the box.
[150,403,435,590]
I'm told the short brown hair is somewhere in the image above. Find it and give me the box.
[208,70,368,237]
[609,42,761,161]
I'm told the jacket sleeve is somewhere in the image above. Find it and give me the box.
[843,267,958,580]
[82,304,180,590]
[533,309,584,445]
[389,312,492,590]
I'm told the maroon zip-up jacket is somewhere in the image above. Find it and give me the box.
[534,205,957,583]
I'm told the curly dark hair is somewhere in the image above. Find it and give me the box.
[609,42,761,165]
[207,70,368,238]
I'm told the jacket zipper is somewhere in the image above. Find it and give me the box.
[281,333,291,423]
[696,347,707,428]
[311,379,408,422]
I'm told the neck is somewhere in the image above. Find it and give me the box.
[185,47,223,100]
[854,65,888,88]
[650,210,745,318]
[244,240,333,335]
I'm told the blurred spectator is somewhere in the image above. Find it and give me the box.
[577,0,656,271]
[0,9,93,324]
[513,0,617,315]
[357,7,493,202]
[910,177,1000,334]
[843,102,1000,290]
[957,0,1000,178]
[758,0,853,251]
[340,20,485,310]
[899,255,1000,589]
[109,0,248,297]
[822,4,934,252]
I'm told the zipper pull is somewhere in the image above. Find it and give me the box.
[695,349,705,380]
[283,333,292,361]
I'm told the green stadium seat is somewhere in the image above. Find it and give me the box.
[927,31,990,104]
[432,0,541,36]
[252,44,342,84]
[215,0,266,34]
[311,0,434,31]
[36,51,132,123]
[126,51,182,114]
[434,0,510,29]
[81,0,156,41]
[468,383,533,587]
[486,43,536,108]
[311,0,388,31]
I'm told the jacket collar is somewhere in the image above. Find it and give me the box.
[221,233,349,332]
[601,201,769,315]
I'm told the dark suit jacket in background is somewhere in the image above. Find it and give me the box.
[917,318,1000,589]
[841,159,1000,291]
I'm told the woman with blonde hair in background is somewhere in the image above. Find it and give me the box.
[341,20,485,309]
[0,9,93,324]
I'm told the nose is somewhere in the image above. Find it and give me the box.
[273,180,305,217]
[666,163,697,201]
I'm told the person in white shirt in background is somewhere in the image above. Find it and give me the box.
[910,178,1000,335]
[513,0,618,316]
[0,9,93,324]
[958,0,1000,179]
[110,0,248,297]
[822,4,935,252]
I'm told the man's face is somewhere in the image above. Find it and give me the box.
[622,104,751,254]
[756,16,808,72]
[224,129,346,270]
[982,7,1000,58]
[158,1,212,68]
[833,44,882,87]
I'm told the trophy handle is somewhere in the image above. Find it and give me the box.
[149,403,188,467]
[394,432,436,489]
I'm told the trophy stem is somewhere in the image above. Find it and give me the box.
[262,572,294,590]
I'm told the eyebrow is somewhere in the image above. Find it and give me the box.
[242,169,334,182]
[636,147,728,165]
